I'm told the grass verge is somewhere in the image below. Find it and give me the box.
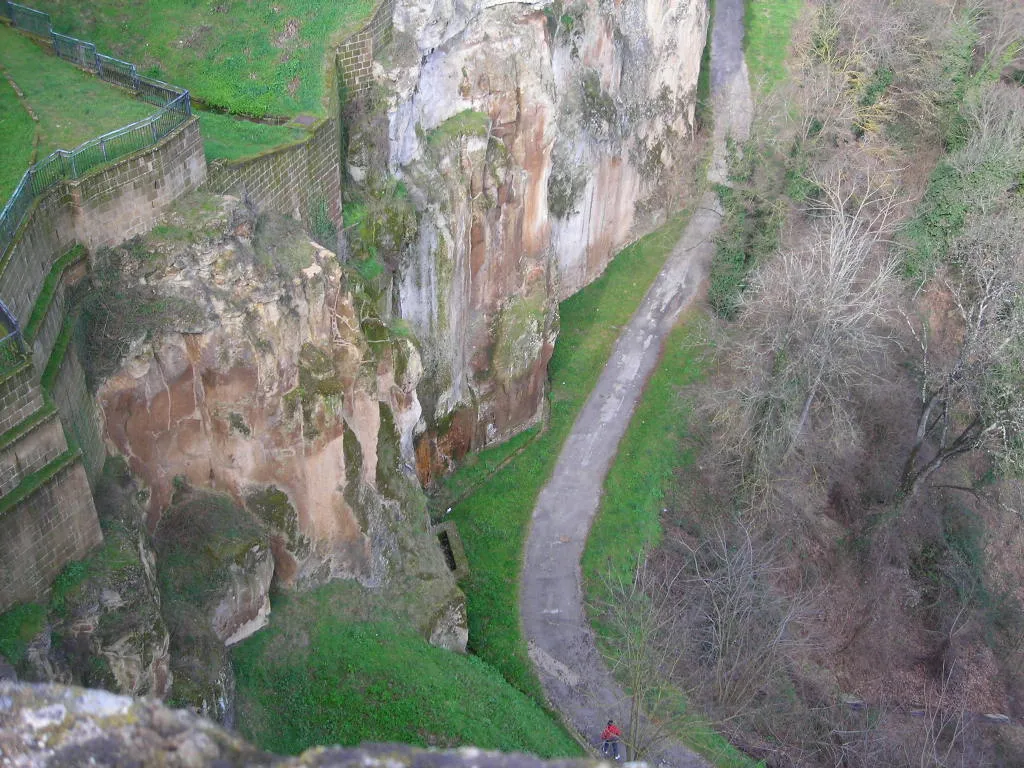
[437,213,692,703]
[0,71,35,201]
[743,0,804,91]
[581,315,760,768]
[232,583,581,757]
[0,26,155,161]
[30,0,376,117]
[198,111,308,163]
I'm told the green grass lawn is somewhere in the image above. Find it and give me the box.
[0,26,154,160]
[30,0,376,117]
[436,213,692,704]
[744,0,804,91]
[198,111,307,163]
[232,583,581,758]
[0,73,35,201]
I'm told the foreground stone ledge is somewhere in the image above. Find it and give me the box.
[0,683,632,768]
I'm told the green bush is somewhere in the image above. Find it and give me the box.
[708,185,782,318]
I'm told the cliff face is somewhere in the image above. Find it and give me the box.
[358,0,709,475]
[91,194,465,651]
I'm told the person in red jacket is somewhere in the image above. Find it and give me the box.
[601,720,622,761]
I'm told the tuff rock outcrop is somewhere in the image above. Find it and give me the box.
[348,0,709,478]
[89,193,465,652]
[0,682,622,768]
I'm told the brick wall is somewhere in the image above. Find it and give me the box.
[50,346,105,485]
[205,116,341,231]
[0,118,206,325]
[72,118,207,249]
[336,0,396,95]
[0,416,64,497]
[0,460,102,613]
[0,366,44,436]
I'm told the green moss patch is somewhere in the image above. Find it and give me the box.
[24,244,87,345]
[425,109,490,149]
[0,603,46,666]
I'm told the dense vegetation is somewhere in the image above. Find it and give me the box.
[581,0,1024,765]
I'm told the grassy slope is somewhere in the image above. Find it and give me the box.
[232,583,581,758]
[743,0,803,90]
[198,111,307,162]
[0,26,154,159]
[437,214,691,703]
[0,73,35,201]
[31,0,375,117]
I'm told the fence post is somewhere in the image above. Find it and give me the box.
[100,138,107,161]
[50,29,58,55]
[131,64,139,92]
[151,120,159,143]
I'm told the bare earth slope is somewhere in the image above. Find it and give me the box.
[519,1,753,764]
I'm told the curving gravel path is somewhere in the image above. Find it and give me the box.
[519,1,752,765]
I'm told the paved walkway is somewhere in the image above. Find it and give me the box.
[519,1,752,765]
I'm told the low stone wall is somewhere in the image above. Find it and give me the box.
[336,0,397,94]
[0,118,206,324]
[0,460,102,613]
[205,116,341,230]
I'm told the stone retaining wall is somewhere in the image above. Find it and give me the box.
[0,460,102,613]
[0,415,63,497]
[0,118,206,324]
[0,365,44,436]
[50,346,105,484]
[205,116,341,232]
[336,0,396,94]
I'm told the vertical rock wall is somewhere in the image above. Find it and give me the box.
[362,0,709,471]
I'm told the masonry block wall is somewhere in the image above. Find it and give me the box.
[0,190,77,328]
[72,118,206,249]
[0,415,64,497]
[0,461,103,613]
[0,118,205,611]
[205,116,342,234]
[336,0,396,94]
[0,118,206,324]
[50,347,105,484]
[0,366,44,436]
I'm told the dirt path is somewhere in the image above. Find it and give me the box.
[519,2,752,765]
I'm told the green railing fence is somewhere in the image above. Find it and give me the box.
[0,1,192,261]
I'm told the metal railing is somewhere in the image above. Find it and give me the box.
[0,299,26,375]
[0,1,191,259]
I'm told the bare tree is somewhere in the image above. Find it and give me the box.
[898,86,1024,501]
[593,556,692,761]
[898,201,1024,500]
[710,172,902,490]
